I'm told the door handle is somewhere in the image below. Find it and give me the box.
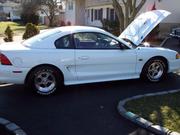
[78,56,89,60]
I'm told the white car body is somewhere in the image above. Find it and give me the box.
[0,10,180,87]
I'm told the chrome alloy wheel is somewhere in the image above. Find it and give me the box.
[34,71,56,93]
[147,60,164,81]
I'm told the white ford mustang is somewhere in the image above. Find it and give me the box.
[0,10,180,95]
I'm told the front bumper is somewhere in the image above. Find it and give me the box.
[168,59,180,73]
[0,65,30,84]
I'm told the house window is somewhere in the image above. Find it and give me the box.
[68,0,73,10]
[110,9,115,21]
[90,8,104,22]
[98,8,103,20]
[94,9,103,21]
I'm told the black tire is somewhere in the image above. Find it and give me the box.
[26,66,62,96]
[141,59,167,82]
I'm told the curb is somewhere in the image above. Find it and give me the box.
[0,117,27,135]
[117,89,180,135]
[0,84,27,135]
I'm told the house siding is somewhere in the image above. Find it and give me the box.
[65,0,180,34]
[139,0,180,33]
[65,0,76,25]
[75,0,85,25]
[85,0,112,7]
[0,1,21,21]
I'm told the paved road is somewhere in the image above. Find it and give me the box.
[0,72,179,135]
[0,38,179,135]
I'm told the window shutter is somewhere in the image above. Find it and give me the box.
[107,8,109,20]
[91,9,94,22]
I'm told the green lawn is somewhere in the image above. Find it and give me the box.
[125,91,180,132]
[0,21,48,36]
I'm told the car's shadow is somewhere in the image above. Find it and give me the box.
[0,73,180,97]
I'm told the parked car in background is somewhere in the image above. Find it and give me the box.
[170,28,180,43]
[0,10,180,96]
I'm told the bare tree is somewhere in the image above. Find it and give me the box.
[112,0,147,33]
[40,0,62,27]
[21,0,40,24]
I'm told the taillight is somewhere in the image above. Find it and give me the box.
[0,54,12,65]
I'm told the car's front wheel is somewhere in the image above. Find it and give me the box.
[141,58,167,82]
[27,66,61,96]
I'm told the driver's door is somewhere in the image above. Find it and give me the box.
[74,32,137,83]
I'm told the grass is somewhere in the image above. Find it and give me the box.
[0,21,48,36]
[125,91,180,132]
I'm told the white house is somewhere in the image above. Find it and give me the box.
[37,1,66,25]
[65,0,180,33]
[0,1,21,21]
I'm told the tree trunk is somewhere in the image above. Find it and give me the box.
[49,18,54,27]
[112,0,124,33]
[112,0,147,33]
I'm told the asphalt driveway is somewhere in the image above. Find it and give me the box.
[0,73,179,135]
[0,38,179,135]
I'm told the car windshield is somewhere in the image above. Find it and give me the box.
[121,38,137,48]
[22,29,61,46]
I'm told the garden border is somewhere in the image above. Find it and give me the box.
[117,89,180,135]
[0,117,27,135]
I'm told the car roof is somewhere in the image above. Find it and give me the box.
[23,26,131,49]
[48,26,107,34]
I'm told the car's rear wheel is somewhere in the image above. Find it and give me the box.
[27,66,62,96]
[141,59,167,82]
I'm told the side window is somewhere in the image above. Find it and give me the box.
[97,33,120,49]
[74,33,98,49]
[55,35,73,49]
[73,32,120,49]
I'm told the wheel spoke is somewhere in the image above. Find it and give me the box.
[147,60,164,80]
[34,70,56,93]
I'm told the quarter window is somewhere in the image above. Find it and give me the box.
[73,32,120,49]
[55,35,73,49]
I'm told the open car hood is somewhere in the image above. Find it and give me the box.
[119,10,171,46]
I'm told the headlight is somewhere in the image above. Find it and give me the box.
[176,53,180,59]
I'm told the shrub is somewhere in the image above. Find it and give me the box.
[60,20,66,26]
[67,21,71,26]
[3,26,13,42]
[23,23,40,40]
[101,19,120,36]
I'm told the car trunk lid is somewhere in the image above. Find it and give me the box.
[0,42,29,51]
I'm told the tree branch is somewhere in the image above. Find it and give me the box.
[111,0,147,32]
[112,0,125,32]
[135,0,146,15]
[39,7,51,21]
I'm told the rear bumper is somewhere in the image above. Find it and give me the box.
[168,59,180,73]
[0,65,30,84]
